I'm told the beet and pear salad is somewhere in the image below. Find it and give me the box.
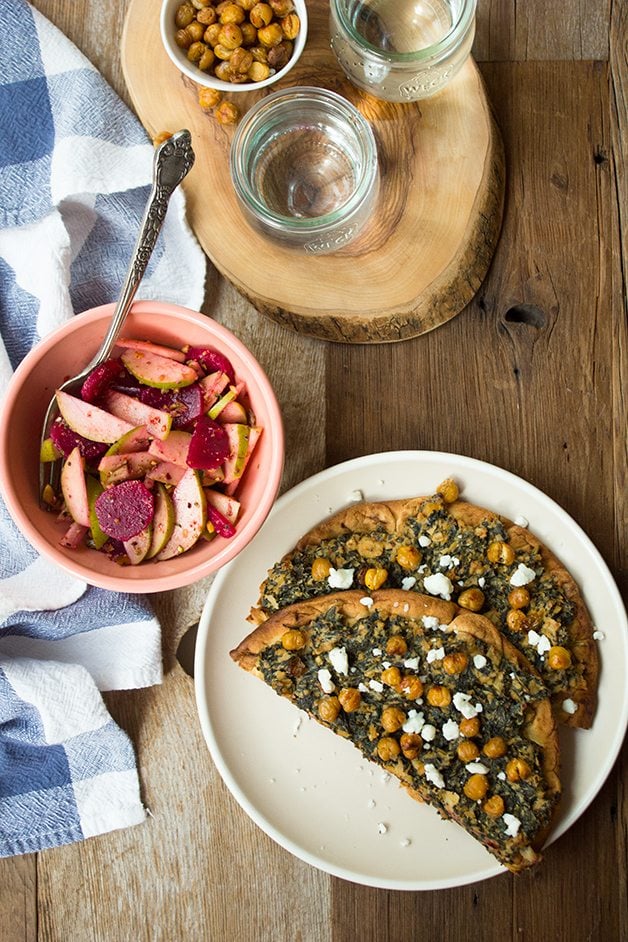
[40,338,263,565]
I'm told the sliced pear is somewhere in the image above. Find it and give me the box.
[104,390,171,441]
[85,475,108,549]
[116,338,186,363]
[60,446,90,527]
[207,386,238,420]
[148,430,192,466]
[155,469,206,561]
[56,390,134,444]
[121,349,197,390]
[123,523,153,565]
[105,426,151,456]
[199,371,230,410]
[40,437,62,462]
[205,488,240,523]
[146,483,175,559]
[222,423,250,484]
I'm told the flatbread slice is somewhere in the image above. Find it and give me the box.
[232,590,561,873]
[249,486,598,728]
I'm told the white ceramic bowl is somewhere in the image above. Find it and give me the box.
[160,0,308,93]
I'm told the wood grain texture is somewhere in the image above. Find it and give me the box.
[2,2,626,942]
[121,0,504,342]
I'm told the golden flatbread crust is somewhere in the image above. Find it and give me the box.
[231,590,561,873]
[250,493,598,728]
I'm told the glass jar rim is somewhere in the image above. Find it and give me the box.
[330,0,477,63]
[230,86,379,234]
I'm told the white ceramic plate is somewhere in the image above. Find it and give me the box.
[195,451,628,890]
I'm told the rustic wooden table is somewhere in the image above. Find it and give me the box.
[3,2,626,940]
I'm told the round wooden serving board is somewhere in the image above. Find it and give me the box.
[122,0,504,343]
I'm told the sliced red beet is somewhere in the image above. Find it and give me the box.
[110,368,142,397]
[186,416,230,470]
[186,347,236,384]
[206,504,236,538]
[81,359,126,403]
[49,418,108,462]
[94,480,155,541]
[139,383,204,429]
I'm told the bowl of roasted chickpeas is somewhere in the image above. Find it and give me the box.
[160,0,308,93]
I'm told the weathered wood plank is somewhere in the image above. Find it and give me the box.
[0,855,37,942]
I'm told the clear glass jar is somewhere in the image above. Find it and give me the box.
[329,0,477,102]
[229,86,379,255]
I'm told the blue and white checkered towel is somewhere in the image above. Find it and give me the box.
[0,1,206,857]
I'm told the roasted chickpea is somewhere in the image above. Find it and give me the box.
[398,675,423,700]
[216,0,233,12]
[192,0,212,7]
[357,536,384,559]
[186,20,206,41]
[250,44,269,63]
[365,567,387,591]
[483,736,507,758]
[426,685,452,708]
[269,0,294,14]
[483,795,505,817]
[214,100,240,123]
[338,688,362,713]
[318,696,341,723]
[230,46,253,72]
[281,628,306,651]
[381,706,406,733]
[506,758,531,782]
[237,0,257,8]
[385,635,408,656]
[175,27,193,48]
[250,2,273,27]
[214,43,234,59]
[381,666,402,687]
[311,556,332,581]
[508,586,531,609]
[219,23,243,48]
[463,773,489,801]
[437,477,459,504]
[198,47,216,70]
[257,22,284,45]
[248,60,271,80]
[396,545,421,571]
[420,499,442,519]
[175,2,196,29]
[548,645,572,670]
[214,60,233,81]
[267,40,291,68]
[459,716,481,737]
[400,732,422,759]
[280,12,300,39]
[487,541,515,565]
[458,588,485,612]
[153,131,173,146]
[197,6,218,25]
[187,41,207,61]
[198,86,223,109]
[457,740,480,762]
[240,21,257,44]
[204,23,222,45]
[220,2,246,24]
[377,737,401,761]
[506,609,527,632]
[442,652,469,675]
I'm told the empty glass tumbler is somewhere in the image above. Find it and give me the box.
[329,0,477,102]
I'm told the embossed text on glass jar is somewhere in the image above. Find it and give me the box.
[329,0,477,103]
[230,87,379,254]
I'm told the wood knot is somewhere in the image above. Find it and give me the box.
[503,305,546,329]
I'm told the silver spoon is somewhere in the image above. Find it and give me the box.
[39,129,195,509]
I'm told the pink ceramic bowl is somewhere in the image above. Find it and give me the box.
[0,301,284,593]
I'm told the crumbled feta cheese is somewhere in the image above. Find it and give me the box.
[465,761,489,774]
[423,572,454,600]
[426,646,445,663]
[400,838,411,848]
[510,563,536,587]
[593,630,605,641]
[473,654,487,669]
[377,822,388,835]
[562,698,578,715]
[372,647,382,656]
[328,646,349,676]
[418,564,427,574]
[421,615,440,630]
[514,515,529,528]
[497,771,506,781]
[401,576,417,591]
[358,682,368,693]
[439,554,454,569]
[382,661,391,670]
[421,724,436,742]
[402,709,425,734]
[360,596,374,608]
[317,668,334,694]
[502,813,521,837]
[403,603,409,613]
[369,679,384,693]
[403,656,420,670]
[418,534,431,547]
[328,567,354,589]
[442,719,460,741]
[478,576,486,588]
[349,489,364,502]
[527,629,551,655]
[424,763,445,788]
[453,692,483,719]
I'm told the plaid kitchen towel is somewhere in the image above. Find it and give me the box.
[0,1,206,856]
